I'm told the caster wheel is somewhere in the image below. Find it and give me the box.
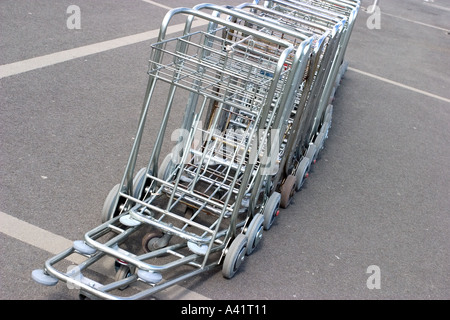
[32,269,58,286]
[222,234,248,279]
[132,167,147,199]
[295,157,311,192]
[245,214,264,255]
[141,232,164,253]
[280,175,296,208]
[115,264,135,290]
[158,153,175,182]
[324,104,333,125]
[315,132,326,151]
[101,184,123,223]
[79,293,91,300]
[263,192,281,230]
[305,143,317,163]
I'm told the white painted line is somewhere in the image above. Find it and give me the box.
[348,67,450,104]
[383,11,450,33]
[0,211,84,264]
[423,1,450,13]
[141,0,173,11]
[0,19,208,79]
[0,210,209,300]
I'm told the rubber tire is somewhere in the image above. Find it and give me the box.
[141,232,164,253]
[132,167,147,199]
[263,192,281,230]
[158,153,175,182]
[115,264,134,290]
[280,175,296,209]
[245,214,264,255]
[305,143,317,161]
[295,157,311,192]
[101,184,120,223]
[222,234,248,279]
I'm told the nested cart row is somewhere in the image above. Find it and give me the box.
[32,0,360,300]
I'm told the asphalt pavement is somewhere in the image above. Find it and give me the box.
[1,0,449,300]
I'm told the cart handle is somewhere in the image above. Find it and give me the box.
[189,3,311,41]
[157,7,293,49]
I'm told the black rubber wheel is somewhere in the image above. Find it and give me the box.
[141,232,164,253]
[114,264,135,290]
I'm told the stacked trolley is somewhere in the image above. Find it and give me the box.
[32,0,360,300]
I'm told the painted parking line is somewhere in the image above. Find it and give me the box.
[0,19,208,79]
[383,11,450,33]
[0,211,209,300]
[0,211,83,264]
[141,0,173,11]
[348,67,450,104]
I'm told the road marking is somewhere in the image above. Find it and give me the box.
[0,211,209,300]
[348,67,450,104]
[383,11,450,33]
[0,211,83,263]
[141,0,173,11]
[0,19,208,79]
[423,1,450,13]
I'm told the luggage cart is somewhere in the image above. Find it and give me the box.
[32,7,298,300]
[190,3,323,208]
[32,1,360,300]
[257,0,359,206]
[217,1,353,207]
[267,0,360,160]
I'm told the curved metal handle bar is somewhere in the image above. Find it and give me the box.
[236,2,332,34]
[268,0,343,22]
[298,0,361,23]
[234,3,339,55]
[266,0,347,37]
[303,0,360,12]
[189,3,311,41]
[279,0,361,27]
[157,6,292,49]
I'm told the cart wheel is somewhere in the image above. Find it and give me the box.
[115,264,135,290]
[280,175,296,208]
[295,157,311,192]
[315,132,326,152]
[32,269,58,286]
[324,104,333,125]
[222,234,248,279]
[321,107,332,134]
[132,167,147,199]
[263,192,281,230]
[305,143,317,163]
[141,231,164,253]
[245,214,264,255]
[158,153,175,182]
[101,184,122,223]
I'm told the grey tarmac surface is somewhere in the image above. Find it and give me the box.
[1,0,449,300]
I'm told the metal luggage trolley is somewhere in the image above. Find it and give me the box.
[32,7,303,300]
[190,3,321,208]
[266,0,360,161]
[215,0,359,208]
[32,1,360,300]
[258,0,360,206]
